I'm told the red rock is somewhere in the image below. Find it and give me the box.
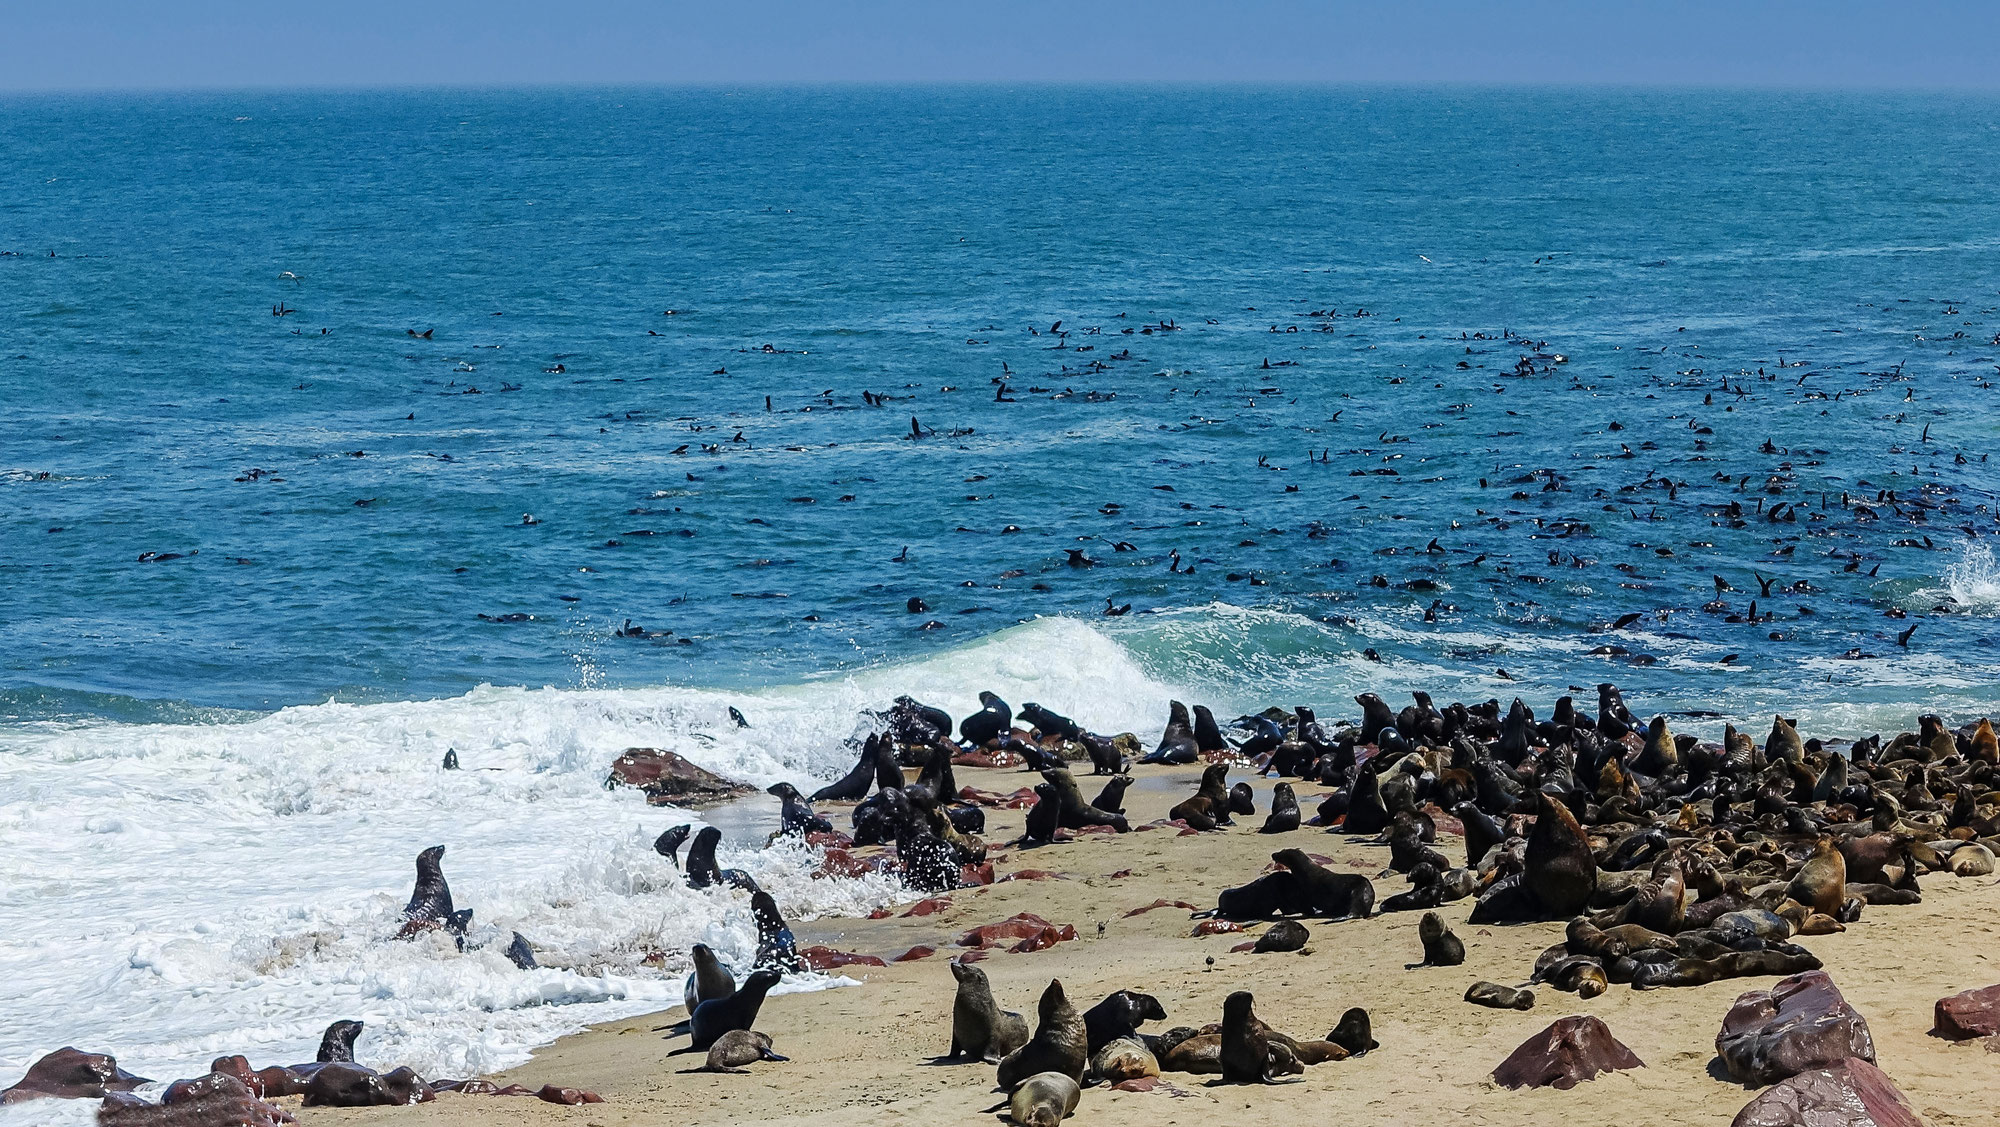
[1191,920,1244,936]
[1730,1058,1924,1127]
[999,870,1067,882]
[866,908,891,920]
[1123,899,1199,917]
[1492,1015,1645,1090]
[1716,971,1875,1085]
[535,1084,603,1105]
[894,945,939,962]
[1076,824,1120,836]
[958,785,1038,807]
[901,897,952,917]
[1933,982,2000,1040]
[1229,941,1257,953]
[952,750,1020,769]
[1008,925,1078,954]
[805,830,853,849]
[814,848,869,880]
[959,862,996,886]
[1,1047,149,1101]
[603,748,750,804]
[253,1066,310,1097]
[801,946,887,970]
[957,949,990,964]
[206,1056,261,1098]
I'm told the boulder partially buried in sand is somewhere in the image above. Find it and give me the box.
[1933,982,2000,1040]
[1491,1015,1643,1090]
[1,1047,150,1102]
[605,748,752,805]
[1716,971,1875,1085]
[1730,1058,1926,1127]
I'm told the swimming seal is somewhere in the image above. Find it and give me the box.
[654,824,691,867]
[1271,848,1375,920]
[686,826,760,892]
[685,968,781,1051]
[1260,782,1301,833]
[996,979,1087,1090]
[1082,990,1168,1054]
[751,890,802,972]
[1219,992,1302,1084]
[1417,911,1465,966]
[401,845,452,926]
[997,1071,1079,1127]
[687,1029,787,1073]
[685,943,736,1012]
[948,959,1030,1062]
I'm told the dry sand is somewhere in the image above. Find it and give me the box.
[303,764,2000,1127]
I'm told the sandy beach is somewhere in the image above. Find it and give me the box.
[295,763,2000,1127]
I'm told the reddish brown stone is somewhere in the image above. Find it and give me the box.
[1191,920,1244,936]
[1716,971,1875,1085]
[957,912,1076,950]
[901,897,952,917]
[951,749,1020,769]
[2,1047,150,1102]
[814,848,869,880]
[1492,1015,1645,1090]
[205,1057,261,1098]
[999,870,1067,882]
[959,861,996,886]
[893,945,939,962]
[1123,899,1199,917]
[800,946,887,970]
[603,748,749,804]
[1112,1076,1160,1093]
[1730,1058,1924,1127]
[1229,941,1258,953]
[1933,983,2000,1040]
[804,830,853,849]
[535,1084,603,1105]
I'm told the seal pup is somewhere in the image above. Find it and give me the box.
[1328,1007,1378,1056]
[1091,774,1133,815]
[994,1071,1080,1127]
[1219,992,1302,1084]
[949,959,1031,1062]
[654,824,691,868]
[751,890,803,972]
[768,782,833,837]
[685,943,735,1013]
[1253,920,1310,953]
[1089,1038,1159,1084]
[996,979,1088,1090]
[1259,782,1301,833]
[683,1028,788,1074]
[1270,848,1375,920]
[1416,911,1465,966]
[684,968,782,1052]
[1465,981,1535,1010]
[401,846,453,927]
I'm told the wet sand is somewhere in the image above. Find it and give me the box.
[304,764,2000,1127]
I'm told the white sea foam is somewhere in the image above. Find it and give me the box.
[0,617,1168,1091]
[1933,542,2000,614]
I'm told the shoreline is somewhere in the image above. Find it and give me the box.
[291,758,2000,1127]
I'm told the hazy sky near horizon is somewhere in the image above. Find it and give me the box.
[3,0,1998,93]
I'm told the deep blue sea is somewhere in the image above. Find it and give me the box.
[2,86,1998,1100]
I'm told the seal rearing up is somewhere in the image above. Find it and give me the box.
[995,979,1087,1090]
[948,960,1030,1062]
[402,845,452,924]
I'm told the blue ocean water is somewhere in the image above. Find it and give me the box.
[2,86,1999,1095]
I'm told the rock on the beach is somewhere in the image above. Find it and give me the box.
[1933,982,2000,1040]
[2,1047,150,1102]
[801,946,888,969]
[603,748,751,804]
[300,1063,432,1107]
[1716,971,1875,1085]
[1492,1015,1644,1090]
[99,1073,295,1127]
[956,912,1078,951]
[1730,1058,1925,1127]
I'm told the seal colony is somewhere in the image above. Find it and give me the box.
[13,683,2000,1124]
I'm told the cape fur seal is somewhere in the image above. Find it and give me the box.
[996,979,1087,1090]
[949,960,1030,1062]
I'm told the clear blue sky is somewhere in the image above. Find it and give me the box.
[3,0,1997,92]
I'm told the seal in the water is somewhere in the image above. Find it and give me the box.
[1328,1007,1377,1055]
[317,1020,363,1063]
[685,943,736,1012]
[441,748,459,770]
[961,691,1014,746]
[1145,701,1199,765]
[1464,981,1534,1010]
[1259,782,1300,833]
[996,979,1088,1090]
[994,1070,1080,1127]
[1271,848,1375,920]
[1082,990,1168,1053]
[685,968,782,1051]
[686,826,760,892]
[948,959,1031,1062]
[685,1029,787,1074]
[751,890,803,972]
[655,823,691,868]
[504,932,537,970]
[401,845,453,925]
[768,782,834,837]
[1416,912,1464,966]
[1220,991,1301,1084]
